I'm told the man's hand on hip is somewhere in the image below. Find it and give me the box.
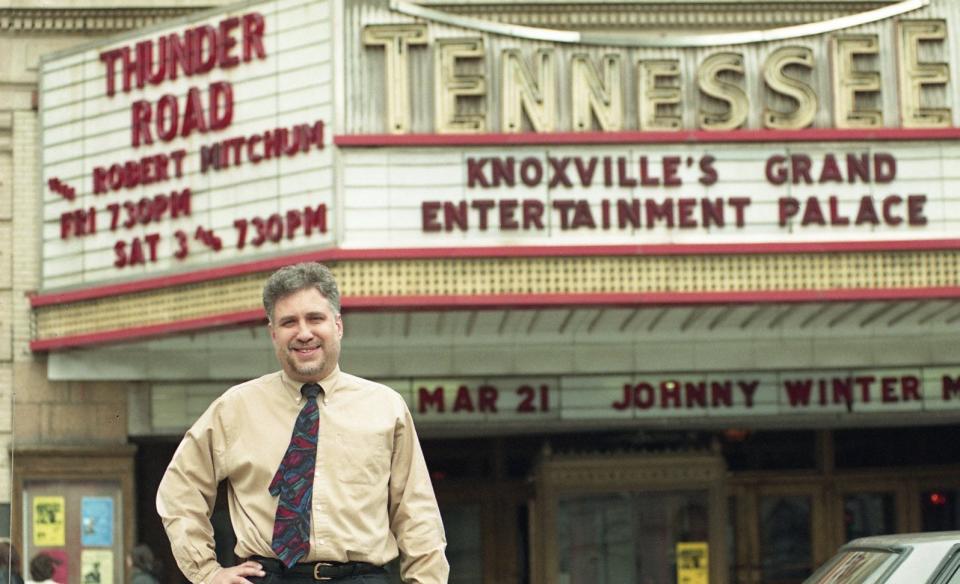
[210,561,266,584]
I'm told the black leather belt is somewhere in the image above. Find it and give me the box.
[252,556,385,582]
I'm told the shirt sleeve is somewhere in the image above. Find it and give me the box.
[388,402,450,584]
[156,397,230,584]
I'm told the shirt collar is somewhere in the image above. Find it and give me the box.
[279,366,342,403]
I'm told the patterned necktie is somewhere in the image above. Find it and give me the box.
[269,383,322,567]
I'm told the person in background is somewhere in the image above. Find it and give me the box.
[128,544,160,584]
[0,543,24,584]
[25,553,60,584]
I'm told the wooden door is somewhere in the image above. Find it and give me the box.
[531,451,727,584]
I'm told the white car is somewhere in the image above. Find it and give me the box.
[803,531,960,584]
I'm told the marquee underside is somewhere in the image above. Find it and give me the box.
[31,248,960,350]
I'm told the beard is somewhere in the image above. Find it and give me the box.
[285,352,327,378]
[278,341,338,381]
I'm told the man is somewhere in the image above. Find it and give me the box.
[158,262,449,584]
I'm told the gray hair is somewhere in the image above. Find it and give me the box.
[263,262,341,323]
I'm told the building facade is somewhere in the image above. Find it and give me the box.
[4,1,960,583]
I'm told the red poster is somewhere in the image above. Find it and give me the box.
[45,549,69,584]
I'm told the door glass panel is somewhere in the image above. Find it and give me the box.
[759,495,812,584]
[444,503,483,584]
[557,491,708,584]
[386,502,482,584]
[921,488,960,531]
[843,493,895,541]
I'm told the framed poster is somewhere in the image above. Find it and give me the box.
[33,496,66,546]
[80,498,114,547]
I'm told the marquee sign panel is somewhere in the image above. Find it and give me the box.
[339,142,960,249]
[400,367,960,426]
[40,0,334,290]
[150,366,960,432]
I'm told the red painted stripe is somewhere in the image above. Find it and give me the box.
[31,239,960,307]
[30,286,960,351]
[334,128,960,147]
[340,287,960,308]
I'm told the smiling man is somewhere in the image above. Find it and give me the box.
[157,262,449,584]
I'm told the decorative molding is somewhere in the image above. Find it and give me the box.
[540,464,724,487]
[0,7,205,33]
[539,450,725,485]
[29,249,960,350]
[334,127,960,147]
[390,0,930,48]
[413,2,898,31]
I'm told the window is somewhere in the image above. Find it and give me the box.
[804,549,899,584]
[922,489,960,531]
[759,495,813,582]
[944,563,960,584]
[933,548,960,584]
[843,493,895,540]
[0,504,9,538]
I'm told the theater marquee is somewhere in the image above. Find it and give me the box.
[36,0,960,293]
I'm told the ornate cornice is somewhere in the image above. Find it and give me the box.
[420,2,894,31]
[0,7,206,33]
[0,2,902,34]
[537,449,726,487]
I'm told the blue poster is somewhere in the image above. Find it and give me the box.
[81,497,113,547]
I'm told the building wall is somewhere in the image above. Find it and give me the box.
[3,53,132,503]
[0,0,223,524]
[1,106,13,511]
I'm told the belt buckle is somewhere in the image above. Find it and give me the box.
[312,562,334,581]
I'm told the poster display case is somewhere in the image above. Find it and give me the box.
[12,447,135,584]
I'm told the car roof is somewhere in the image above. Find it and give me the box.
[845,531,960,548]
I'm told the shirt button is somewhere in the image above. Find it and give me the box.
[318,539,325,545]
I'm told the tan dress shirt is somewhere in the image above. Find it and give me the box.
[157,367,449,584]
